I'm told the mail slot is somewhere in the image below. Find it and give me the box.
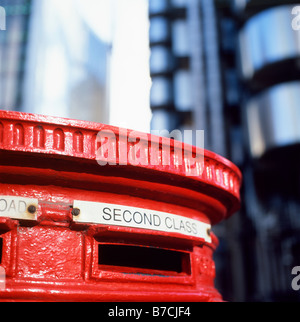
[0,111,241,302]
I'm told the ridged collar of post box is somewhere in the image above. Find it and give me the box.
[0,111,241,225]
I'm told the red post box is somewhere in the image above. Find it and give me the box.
[0,111,241,302]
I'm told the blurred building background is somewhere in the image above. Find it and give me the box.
[0,0,31,111]
[149,0,300,301]
[1,0,300,302]
[0,0,152,132]
[0,0,111,122]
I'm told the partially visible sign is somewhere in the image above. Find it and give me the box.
[73,200,212,243]
[0,196,38,221]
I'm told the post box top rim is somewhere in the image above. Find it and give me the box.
[0,111,242,212]
[0,110,241,172]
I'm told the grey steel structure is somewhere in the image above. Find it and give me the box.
[149,0,300,301]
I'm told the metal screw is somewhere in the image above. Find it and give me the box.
[207,228,211,237]
[27,205,37,214]
[72,208,80,217]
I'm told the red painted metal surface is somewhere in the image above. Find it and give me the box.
[0,111,242,302]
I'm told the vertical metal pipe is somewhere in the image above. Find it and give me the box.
[201,0,226,156]
[187,0,208,148]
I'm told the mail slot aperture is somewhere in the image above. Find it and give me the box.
[98,243,191,275]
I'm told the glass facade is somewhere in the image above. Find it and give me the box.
[0,0,31,110]
[22,0,110,123]
[149,0,169,15]
[149,17,170,43]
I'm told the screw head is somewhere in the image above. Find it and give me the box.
[72,208,80,217]
[27,205,37,214]
[207,228,211,237]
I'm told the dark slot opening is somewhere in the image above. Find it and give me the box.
[98,244,190,274]
[0,238,2,264]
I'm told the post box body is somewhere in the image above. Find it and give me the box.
[0,111,241,302]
